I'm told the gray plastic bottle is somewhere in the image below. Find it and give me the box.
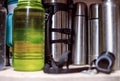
[72,2,87,65]
[0,0,7,70]
[89,3,100,64]
[99,0,119,70]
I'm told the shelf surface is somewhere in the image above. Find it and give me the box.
[0,66,120,81]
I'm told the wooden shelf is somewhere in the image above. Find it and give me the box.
[0,66,120,81]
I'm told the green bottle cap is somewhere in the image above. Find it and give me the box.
[8,0,18,5]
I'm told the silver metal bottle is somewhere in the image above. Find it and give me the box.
[99,0,119,70]
[72,2,87,65]
[89,3,100,64]
[43,0,69,62]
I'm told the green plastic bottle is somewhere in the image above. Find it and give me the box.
[12,0,45,71]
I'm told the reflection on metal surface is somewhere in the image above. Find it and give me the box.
[99,0,119,70]
[72,2,87,65]
[89,3,100,64]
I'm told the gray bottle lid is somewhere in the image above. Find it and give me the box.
[89,3,100,19]
[74,2,87,16]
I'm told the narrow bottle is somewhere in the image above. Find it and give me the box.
[12,0,45,71]
[72,2,88,65]
[89,3,100,64]
[0,0,7,70]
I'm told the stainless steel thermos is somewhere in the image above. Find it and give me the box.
[51,1,69,62]
[99,0,119,70]
[43,0,72,63]
[89,3,100,64]
[72,2,87,65]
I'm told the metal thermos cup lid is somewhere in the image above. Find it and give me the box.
[89,4,100,19]
[43,0,68,4]
[74,2,87,16]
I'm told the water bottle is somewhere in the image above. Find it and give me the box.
[7,0,18,66]
[0,0,7,70]
[43,0,72,63]
[99,0,119,70]
[89,3,100,64]
[72,2,88,65]
[12,0,45,71]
